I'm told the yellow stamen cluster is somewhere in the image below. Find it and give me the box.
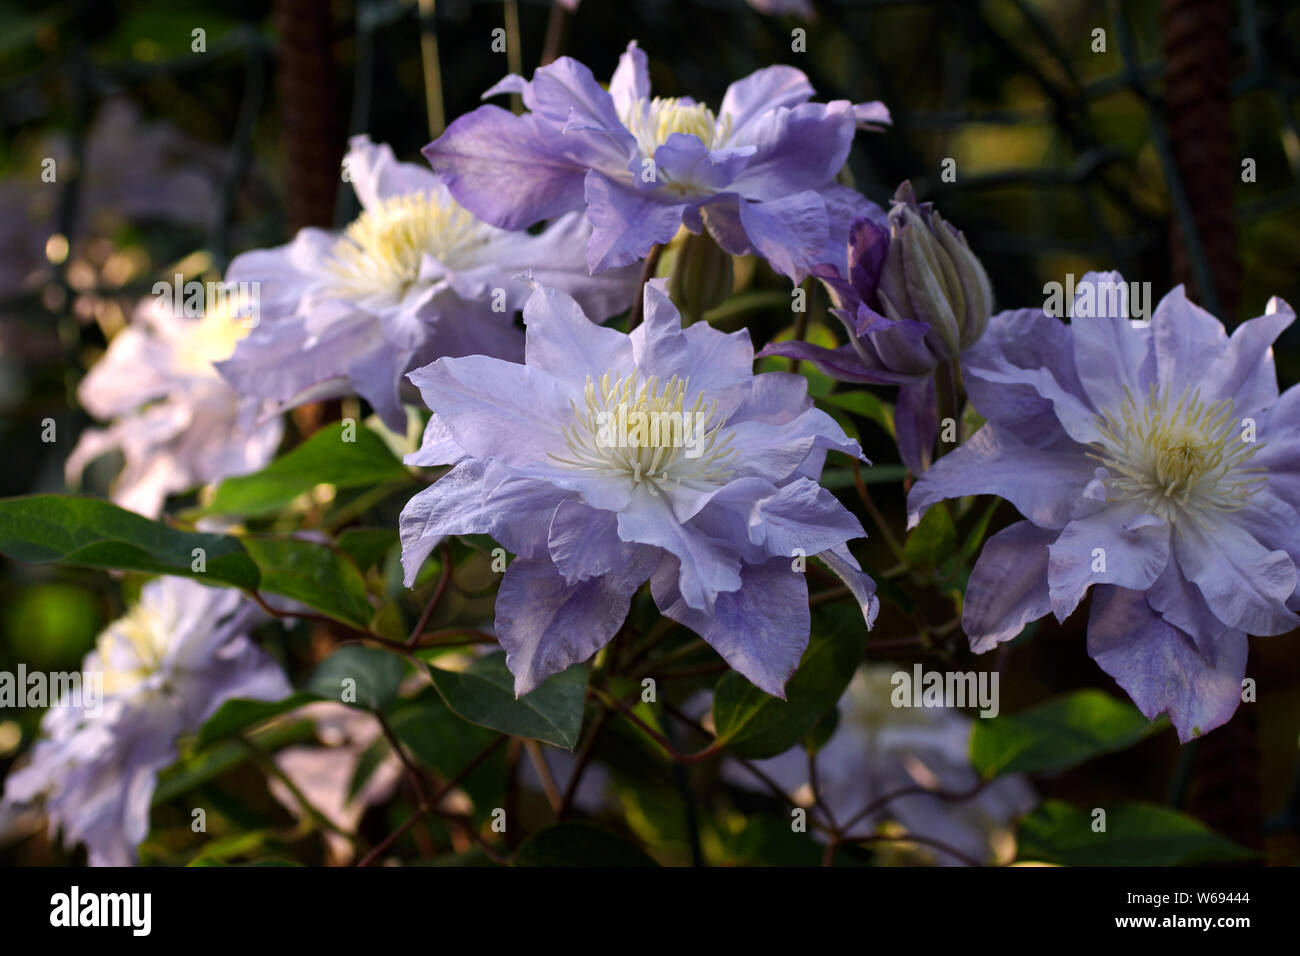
[624,97,731,157]
[96,604,168,695]
[326,192,488,300]
[550,371,736,492]
[1089,384,1266,523]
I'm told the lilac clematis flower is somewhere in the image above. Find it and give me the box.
[723,666,1036,865]
[216,136,638,431]
[66,296,283,518]
[907,273,1300,740]
[424,42,889,282]
[399,280,878,696]
[761,182,994,473]
[0,578,290,865]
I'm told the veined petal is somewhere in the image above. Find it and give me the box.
[1088,585,1246,742]
[1174,516,1298,636]
[1047,500,1171,622]
[583,170,688,273]
[652,555,810,697]
[1069,270,1155,413]
[736,190,829,282]
[522,284,634,390]
[720,65,817,135]
[496,552,657,696]
[907,423,1095,531]
[964,520,1055,652]
[616,485,742,611]
[424,106,589,230]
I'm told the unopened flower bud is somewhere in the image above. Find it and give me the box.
[665,230,734,324]
[875,182,992,361]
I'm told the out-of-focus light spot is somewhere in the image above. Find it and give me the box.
[170,250,213,280]
[102,248,147,287]
[0,720,21,757]
[1282,128,1300,175]
[45,233,69,265]
[311,483,338,505]
[41,284,67,312]
[132,38,163,61]
[67,261,96,292]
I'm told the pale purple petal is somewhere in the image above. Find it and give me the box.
[584,171,688,273]
[1047,501,1171,621]
[1174,517,1298,636]
[1088,585,1246,742]
[496,552,657,696]
[652,555,810,697]
[963,520,1056,652]
[424,106,588,229]
[907,423,1095,530]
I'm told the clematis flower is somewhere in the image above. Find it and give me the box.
[0,577,290,865]
[424,42,889,281]
[399,280,878,696]
[761,182,994,473]
[907,273,1300,740]
[723,666,1035,865]
[216,135,638,431]
[66,295,283,518]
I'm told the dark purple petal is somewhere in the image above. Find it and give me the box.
[895,376,938,475]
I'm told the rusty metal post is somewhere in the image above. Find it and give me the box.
[1162,0,1240,320]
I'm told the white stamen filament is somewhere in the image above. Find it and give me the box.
[1089,384,1266,524]
[623,97,732,158]
[549,371,736,494]
[325,192,492,301]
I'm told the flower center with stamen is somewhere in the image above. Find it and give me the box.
[96,604,169,695]
[623,97,731,157]
[1089,384,1266,523]
[325,192,492,301]
[550,371,736,493]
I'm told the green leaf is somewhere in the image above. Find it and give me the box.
[971,689,1161,778]
[152,720,315,805]
[426,651,586,749]
[903,502,957,571]
[242,536,373,628]
[387,688,504,816]
[0,494,259,589]
[821,390,896,438]
[514,823,657,867]
[959,498,1001,562]
[205,422,409,516]
[1017,800,1256,866]
[197,692,318,749]
[712,606,868,758]
[306,646,406,711]
[336,527,399,571]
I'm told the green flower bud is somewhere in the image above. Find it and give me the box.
[875,183,993,361]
